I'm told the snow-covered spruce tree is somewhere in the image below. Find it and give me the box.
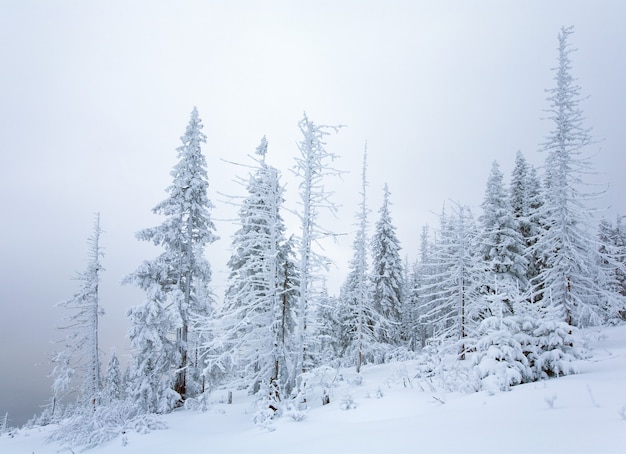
[400,258,417,350]
[277,235,300,362]
[0,413,8,436]
[419,204,481,361]
[400,255,419,351]
[472,162,532,391]
[126,275,180,414]
[479,161,528,310]
[596,217,626,322]
[184,277,215,400]
[405,225,435,350]
[125,107,217,410]
[317,286,343,364]
[531,26,609,327]
[507,150,581,382]
[370,183,404,346]
[45,214,138,450]
[51,213,104,413]
[292,113,342,404]
[338,148,381,371]
[417,212,451,352]
[101,349,123,405]
[473,282,532,393]
[509,151,545,285]
[510,291,580,381]
[220,137,296,411]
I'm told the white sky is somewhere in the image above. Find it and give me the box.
[1,0,625,425]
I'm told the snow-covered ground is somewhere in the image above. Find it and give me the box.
[3,324,626,454]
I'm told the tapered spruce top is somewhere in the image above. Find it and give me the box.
[139,107,217,249]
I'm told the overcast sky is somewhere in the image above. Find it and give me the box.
[1,1,625,426]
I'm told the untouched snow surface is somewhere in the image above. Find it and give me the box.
[3,324,626,453]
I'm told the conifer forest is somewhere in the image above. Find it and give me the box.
[2,13,626,453]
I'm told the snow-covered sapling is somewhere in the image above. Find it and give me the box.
[340,394,357,411]
[0,413,8,436]
[544,393,557,409]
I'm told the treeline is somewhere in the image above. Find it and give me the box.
[32,26,625,449]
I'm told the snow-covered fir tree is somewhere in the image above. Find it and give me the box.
[596,216,626,322]
[509,151,544,285]
[406,225,435,350]
[220,136,296,409]
[400,257,416,349]
[478,161,528,310]
[517,302,581,380]
[531,26,608,327]
[370,183,404,346]
[44,214,136,450]
[125,107,217,410]
[338,148,380,371]
[126,278,180,413]
[419,205,481,360]
[51,213,104,412]
[292,113,342,401]
[0,413,8,436]
[400,255,418,350]
[473,162,531,390]
[101,349,123,405]
[473,283,532,392]
[185,277,215,398]
[317,286,343,364]
[277,235,300,367]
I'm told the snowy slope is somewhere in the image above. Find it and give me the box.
[3,324,626,454]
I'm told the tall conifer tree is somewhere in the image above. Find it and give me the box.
[479,161,528,310]
[339,148,377,371]
[125,107,217,409]
[370,184,404,345]
[292,113,342,401]
[51,213,104,412]
[221,137,295,405]
[419,205,480,359]
[509,151,544,285]
[532,27,606,327]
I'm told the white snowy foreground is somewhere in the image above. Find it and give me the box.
[4,325,626,454]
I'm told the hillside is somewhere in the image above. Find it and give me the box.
[2,324,625,453]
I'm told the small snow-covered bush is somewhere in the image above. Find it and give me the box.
[477,357,523,395]
[544,393,557,409]
[183,393,210,412]
[391,363,415,389]
[340,394,357,411]
[384,346,418,363]
[251,381,279,431]
[350,373,364,386]
[46,399,168,451]
[252,403,276,432]
[282,401,305,422]
[130,412,168,435]
[422,340,481,393]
